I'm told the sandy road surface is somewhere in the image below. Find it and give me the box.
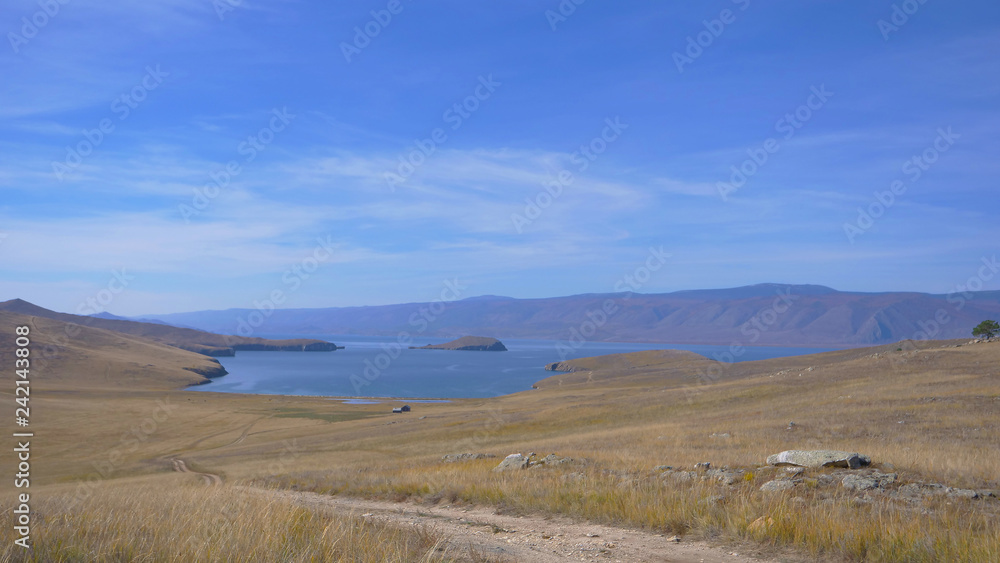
[167,424,776,561]
[252,488,775,563]
[170,458,223,486]
[168,459,777,561]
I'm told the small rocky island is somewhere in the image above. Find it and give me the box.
[410,336,508,352]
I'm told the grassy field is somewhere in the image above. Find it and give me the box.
[1,309,999,561]
[0,476,453,562]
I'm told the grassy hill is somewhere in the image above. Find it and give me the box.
[145,284,1000,346]
[0,310,227,390]
[0,299,339,356]
[2,309,998,561]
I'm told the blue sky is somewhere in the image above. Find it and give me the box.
[1,0,998,315]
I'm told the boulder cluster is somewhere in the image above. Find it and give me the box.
[492,452,577,472]
[441,453,497,463]
[446,448,997,505]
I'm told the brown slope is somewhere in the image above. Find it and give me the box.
[534,337,969,390]
[148,284,1000,347]
[410,336,508,351]
[0,299,338,356]
[0,310,227,390]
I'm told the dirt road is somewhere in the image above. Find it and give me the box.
[254,488,772,563]
[170,458,223,486]
[167,429,774,561]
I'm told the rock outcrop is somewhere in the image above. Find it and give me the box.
[767,450,871,469]
[411,336,507,352]
[492,452,577,472]
[493,453,531,472]
[182,359,229,379]
[176,344,237,357]
[760,480,796,492]
[179,340,341,356]
[531,454,574,468]
[442,453,497,463]
[842,471,897,491]
[230,341,341,352]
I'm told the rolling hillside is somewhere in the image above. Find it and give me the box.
[0,299,339,356]
[0,309,227,389]
[143,284,1000,347]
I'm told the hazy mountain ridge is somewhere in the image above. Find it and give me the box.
[140,284,1000,347]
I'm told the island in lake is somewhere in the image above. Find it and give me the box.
[410,336,508,351]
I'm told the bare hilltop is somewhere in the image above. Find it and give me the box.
[409,335,508,351]
[2,302,998,561]
[0,298,339,356]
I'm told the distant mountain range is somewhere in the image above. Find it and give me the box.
[91,311,179,327]
[137,284,1000,348]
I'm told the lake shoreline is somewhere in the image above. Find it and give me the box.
[189,336,837,399]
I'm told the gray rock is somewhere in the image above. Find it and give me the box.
[894,482,947,501]
[816,474,837,486]
[706,468,741,485]
[947,488,980,500]
[767,450,871,469]
[694,462,711,471]
[895,483,928,498]
[492,453,530,472]
[442,453,497,463]
[842,472,897,491]
[842,475,877,491]
[667,471,697,483]
[760,480,796,492]
[653,465,674,471]
[532,454,573,467]
[893,482,989,502]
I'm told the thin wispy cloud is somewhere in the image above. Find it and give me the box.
[1,1,997,314]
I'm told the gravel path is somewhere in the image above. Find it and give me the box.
[256,488,773,563]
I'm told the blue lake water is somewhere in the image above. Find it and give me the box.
[191,335,834,399]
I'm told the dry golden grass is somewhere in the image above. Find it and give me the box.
[243,340,1000,562]
[261,463,1000,562]
[0,310,221,390]
[0,475,451,563]
[3,306,1000,561]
